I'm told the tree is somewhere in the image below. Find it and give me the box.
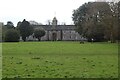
[6,21,14,29]
[118,1,120,40]
[72,2,118,42]
[4,29,20,42]
[2,25,7,41]
[101,2,119,42]
[18,19,33,41]
[16,21,22,28]
[34,29,45,41]
[2,21,15,41]
[0,23,3,42]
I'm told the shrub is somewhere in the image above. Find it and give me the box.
[5,29,20,42]
[34,29,45,41]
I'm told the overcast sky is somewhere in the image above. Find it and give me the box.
[0,0,96,26]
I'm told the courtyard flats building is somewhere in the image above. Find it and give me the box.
[27,17,83,41]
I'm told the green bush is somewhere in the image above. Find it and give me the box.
[5,29,20,42]
[34,29,45,41]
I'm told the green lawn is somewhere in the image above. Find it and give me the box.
[2,41,118,78]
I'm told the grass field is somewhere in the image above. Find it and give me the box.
[2,41,118,78]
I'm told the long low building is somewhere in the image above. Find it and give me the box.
[27,17,84,41]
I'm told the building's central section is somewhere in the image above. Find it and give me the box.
[28,17,83,41]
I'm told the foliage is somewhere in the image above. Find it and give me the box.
[118,1,120,40]
[16,21,22,30]
[18,19,33,41]
[5,21,14,29]
[2,25,7,41]
[34,29,45,41]
[2,42,118,78]
[2,21,15,41]
[72,2,119,42]
[4,29,20,42]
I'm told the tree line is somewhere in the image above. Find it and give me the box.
[2,19,45,42]
[72,2,120,42]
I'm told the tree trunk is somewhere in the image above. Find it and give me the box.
[38,37,41,41]
[110,32,115,43]
[22,36,26,41]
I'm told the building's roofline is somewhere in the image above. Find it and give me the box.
[31,24,75,26]
[31,24,76,30]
